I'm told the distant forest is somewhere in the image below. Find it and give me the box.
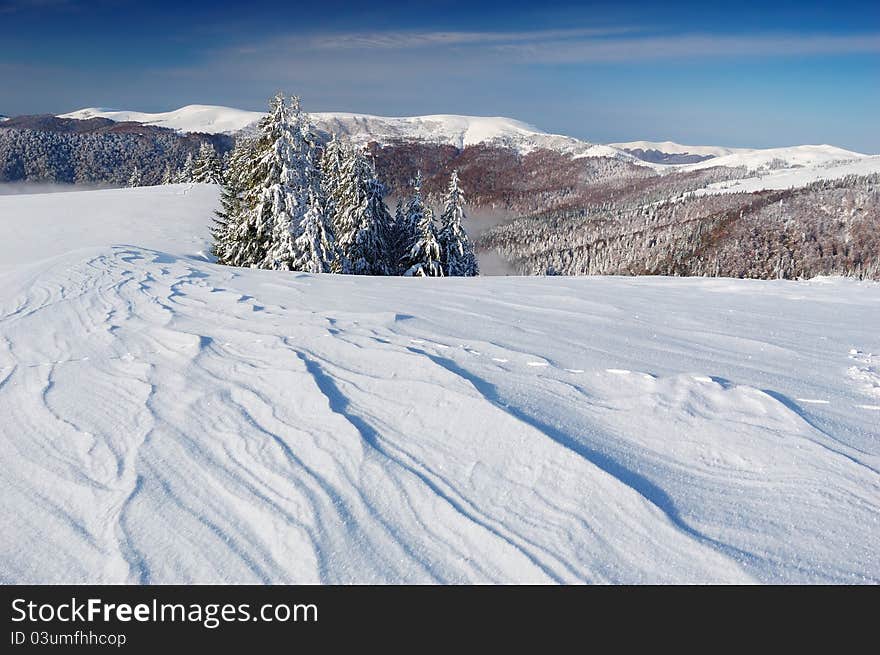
[0,116,230,186]
[479,175,880,280]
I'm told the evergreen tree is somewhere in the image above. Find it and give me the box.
[293,187,336,273]
[320,135,345,207]
[331,146,392,275]
[217,93,322,270]
[387,197,407,274]
[127,166,142,188]
[160,162,174,185]
[191,142,222,183]
[438,170,478,276]
[223,96,289,268]
[398,171,424,264]
[211,137,255,264]
[261,95,324,270]
[319,135,346,271]
[401,173,443,277]
[176,153,195,182]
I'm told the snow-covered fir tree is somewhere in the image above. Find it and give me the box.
[216,93,323,270]
[176,153,195,182]
[387,197,407,275]
[127,166,142,188]
[318,135,346,270]
[191,142,222,183]
[261,95,324,270]
[220,99,287,267]
[331,146,392,275]
[320,135,345,206]
[397,171,423,271]
[160,162,175,185]
[293,187,336,273]
[212,137,256,265]
[401,173,443,277]
[438,170,478,276]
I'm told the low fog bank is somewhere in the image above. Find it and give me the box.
[467,206,519,276]
[0,182,117,196]
[464,206,518,240]
[475,249,518,276]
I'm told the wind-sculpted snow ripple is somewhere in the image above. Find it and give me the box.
[1,230,878,582]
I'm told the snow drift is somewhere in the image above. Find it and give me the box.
[0,184,878,584]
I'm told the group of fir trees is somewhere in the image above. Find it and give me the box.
[158,142,223,185]
[211,93,478,277]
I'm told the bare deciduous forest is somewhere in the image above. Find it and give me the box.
[479,174,880,280]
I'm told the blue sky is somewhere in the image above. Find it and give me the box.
[1,0,878,151]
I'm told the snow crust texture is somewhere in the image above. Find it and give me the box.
[1,185,878,584]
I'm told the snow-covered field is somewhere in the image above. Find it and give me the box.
[1,185,878,584]
[693,155,880,196]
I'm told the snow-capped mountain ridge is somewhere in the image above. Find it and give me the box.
[60,105,266,136]
[57,104,871,172]
[309,112,613,156]
[60,104,623,159]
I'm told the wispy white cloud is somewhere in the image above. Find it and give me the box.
[220,27,880,65]
[151,26,880,115]
[491,32,880,63]
[304,27,639,51]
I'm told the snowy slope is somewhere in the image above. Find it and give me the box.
[610,140,750,158]
[695,155,880,196]
[610,141,870,169]
[60,105,265,134]
[611,141,873,186]
[1,185,879,584]
[680,144,868,172]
